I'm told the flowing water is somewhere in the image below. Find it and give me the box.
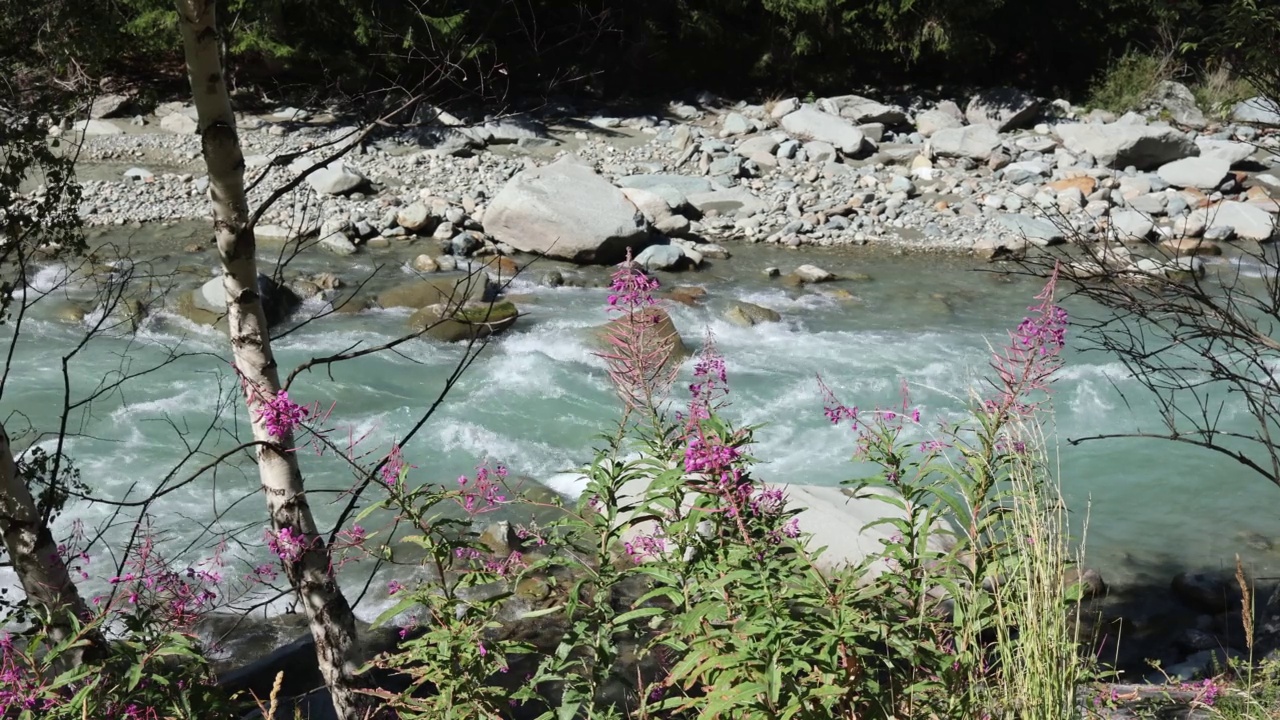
[4,221,1280,625]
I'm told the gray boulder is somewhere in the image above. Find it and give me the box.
[617,174,713,208]
[194,274,299,327]
[73,119,123,136]
[620,187,676,225]
[90,94,131,119]
[1195,138,1255,166]
[1150,81,1206,129]
[914,109,963,137]
[965,88,1040,132]
[738,134,781,158]
[803,141,837,163]
[1156,157,1230,190]
[930,125,1003,161]
[819,95,908,125]
[160,113,198,134]
[1110,209,1155,241]
[485,158,649,264]
[471,116,550,144]
[1054,123,1198,169]
[634,243,686,272]
[1232,97,1280,126]
[996,214,1065,245]
[686,186,769,218]
[1192,201,1275,241]
[722,113,754,135]
[319,232,358,256]
[780,107,866,155]
[292,158,369,196]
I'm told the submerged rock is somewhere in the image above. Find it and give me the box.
[724,301,781,327]
[377,275,495,310]
[408,300,519,342]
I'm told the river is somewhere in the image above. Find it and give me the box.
[3,221,1278,625]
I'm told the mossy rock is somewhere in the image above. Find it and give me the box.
[377,274,495,310]
[724,301,781,327]
[173,290,222,328]
[50,301,91,324]
[662,285,707,306]
[408,300,519,342]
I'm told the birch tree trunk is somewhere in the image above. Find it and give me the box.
[0,423,96,649]
[173,2,368,717]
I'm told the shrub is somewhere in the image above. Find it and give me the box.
[1088,49,1181,113]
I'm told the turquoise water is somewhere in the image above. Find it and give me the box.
[3,229,1279,621]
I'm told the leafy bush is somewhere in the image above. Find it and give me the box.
[1088,49,1180,113]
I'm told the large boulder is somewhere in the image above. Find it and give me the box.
[818,95,908,125]
[377,275,496,310]
[290,158,369,196]
[686,186,769,218]
[1150,81,1207,129]
[914,109,963,137]
[996,214,1065,245]
[90,94,132,119]
[73,119,123,136]
[485,158,649,264]
[965,88,1040,132]
[1232,97,1280,126]
[780,107,866,155]
[1156,157,1230,190]
[407,301,519,343]
[191,274,300,327]
[1195,138,1256,166]
[1054,123,1198,169]
[1191,201,1275,241]
[160,113,198,134]
[930,125,1003,161]
[634,243,687,272]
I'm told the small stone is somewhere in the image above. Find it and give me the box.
[787,264,836,284]
[396,202,435,233]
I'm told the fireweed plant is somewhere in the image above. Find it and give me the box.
[362,258,1091,718]
[0,523,240,719]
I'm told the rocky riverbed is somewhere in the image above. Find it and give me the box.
[61,85,1280,269]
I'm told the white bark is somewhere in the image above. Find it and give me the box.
[0,423,95,647]
[173,2,367,717]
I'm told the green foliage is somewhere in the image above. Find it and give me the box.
[0,611,235,718]
[1088,50,1178,113]
[26,0,1250,101]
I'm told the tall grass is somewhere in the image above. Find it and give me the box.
[989,420,1089,720]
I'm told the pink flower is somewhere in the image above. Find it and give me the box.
[266,526,309,563]
[256,391,310,440]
